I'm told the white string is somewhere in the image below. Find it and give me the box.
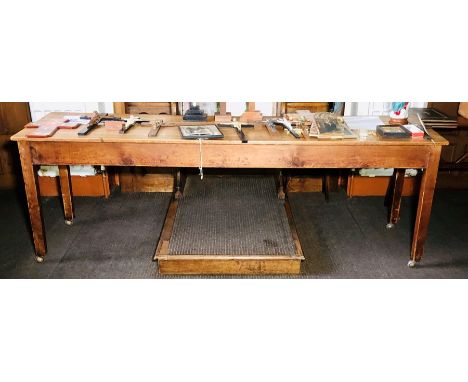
[198,138,204,180]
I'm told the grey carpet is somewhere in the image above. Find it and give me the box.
[1,186,468,278]
[0,191,171,279]
[169,176,296,256]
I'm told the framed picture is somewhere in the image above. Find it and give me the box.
[179,125,224,139]
[376,124,410,138]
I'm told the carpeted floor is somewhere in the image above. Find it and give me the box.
[0,190,171,278]
[1,183,467,278]
[169,176,295,256]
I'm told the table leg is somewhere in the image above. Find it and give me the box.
[277,170,286,200]
[174,168,186,199]
[387,168,405,228]
[323,174,331,202]
[17,142,47,262]
[58,165,74,225]
[410,147,441,265]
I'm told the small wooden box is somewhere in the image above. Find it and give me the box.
[38,174,112,197]
[347,175,419,197]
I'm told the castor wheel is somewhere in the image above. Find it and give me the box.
[407,260,416,268]
[386,223,395,229]
[65,219,73,226]
[35,256,44,263]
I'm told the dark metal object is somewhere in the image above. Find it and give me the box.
[236,129,248,143]
[216,122,253,143]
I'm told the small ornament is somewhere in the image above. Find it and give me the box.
[389,102,410,125]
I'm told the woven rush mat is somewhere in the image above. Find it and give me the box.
[168,175,296,256]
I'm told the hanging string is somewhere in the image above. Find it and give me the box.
[198,138,204,180]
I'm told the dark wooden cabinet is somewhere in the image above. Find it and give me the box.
[429,102,468,188]
[0,102,31,135]
[0,103,31,189]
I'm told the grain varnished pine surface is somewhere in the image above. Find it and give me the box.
[11,112,448,146]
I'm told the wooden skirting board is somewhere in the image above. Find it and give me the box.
[154,198,304,275]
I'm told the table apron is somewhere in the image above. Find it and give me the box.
[28,142,433,169]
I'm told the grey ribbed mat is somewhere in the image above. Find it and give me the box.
[168,176,296,256]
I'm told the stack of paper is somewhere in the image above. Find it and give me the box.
[343,116,383,131]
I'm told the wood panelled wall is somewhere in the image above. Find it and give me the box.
[279,102,330,114]
[113,102,178,115]
[0,103,31,135]
[0,103,31,189]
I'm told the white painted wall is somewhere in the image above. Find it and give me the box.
[344,102,428,116]
[255,102,276,116]
[29,102,113,122]
[226,102,276,117]
[181,102,217,115]
[226,102,246,116]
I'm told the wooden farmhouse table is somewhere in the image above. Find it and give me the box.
[11,112,448,268]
